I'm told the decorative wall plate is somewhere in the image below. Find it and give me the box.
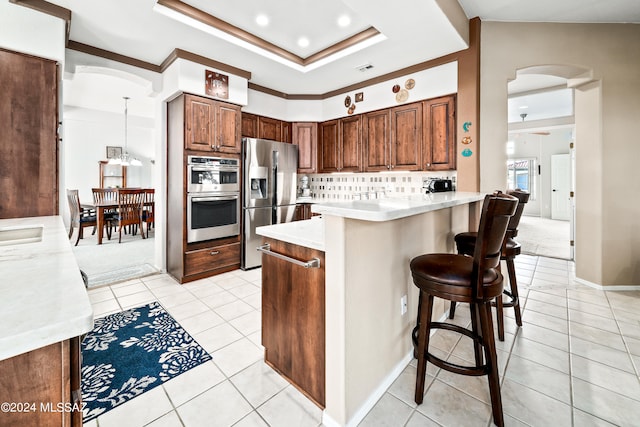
[395,89,409,103]
[355,92,364,102]
[405,78,415,90]
[392,84,400,93]
[344,95,352,108]
[348,104,356,115]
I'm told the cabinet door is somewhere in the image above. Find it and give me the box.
[318,120,339,173]
[281,121,292,143]
[261,238,325,407]
[424,95,456,171]
[339,116,362,172]
[363,110,390,171]
[391,102,422,171]
[0,49,58,218]
[241,113,258,138]
[258,117,282,141]
[292,122,318,174]
[185,95,214,151]
[217,102,241,153]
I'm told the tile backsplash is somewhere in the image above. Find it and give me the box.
[300,171,456,201]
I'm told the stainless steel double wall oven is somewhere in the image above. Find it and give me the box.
[186,155,240,243]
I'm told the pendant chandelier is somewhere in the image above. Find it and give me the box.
[109,96,142,167]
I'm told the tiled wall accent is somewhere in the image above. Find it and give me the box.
[302,171,457,201]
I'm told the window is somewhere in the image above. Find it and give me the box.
[507,158,536,200]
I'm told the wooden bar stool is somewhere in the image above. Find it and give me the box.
[449,189,530,341]
[410,192,518,427]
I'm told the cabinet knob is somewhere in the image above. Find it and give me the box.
[210,251,220,255]
[426,163,431,167]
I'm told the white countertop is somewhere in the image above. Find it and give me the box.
[0,216,94,361]
[311,191,485,221]
[256,216,325,251]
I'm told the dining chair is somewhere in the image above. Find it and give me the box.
[114,189,146,243]
[142,188,155,235]
[92,188,118,239]
[66,189,97,246]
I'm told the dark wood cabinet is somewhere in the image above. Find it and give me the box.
[0,337,83,427]
[423,95,456,171]
[293,122,318,174]
[184,94,241,154]
[294,203,313,221]
[184,242,241,277]
[261,237,325,407]
[241,113,291,143]
[167,94,241,283]
[390,101,423,171]
[318,116,362,173]
[363,109,391,171]
[241,112,258,138]
[363,102,423,172]
[0,48,58,218]
[258,116,282,141]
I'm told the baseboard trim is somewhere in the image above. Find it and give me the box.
[575,277,640,291]
[322,311,449,427]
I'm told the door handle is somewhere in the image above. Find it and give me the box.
[257,243,320,268]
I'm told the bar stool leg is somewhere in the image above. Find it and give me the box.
[415,292,434,404]
[496,293,505,341]
[469,303,483,366]
[479,300,504,427]
[506,258,523,326]
[448,301,457,319]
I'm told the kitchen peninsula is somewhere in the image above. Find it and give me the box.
[256,191,485,427]
[0,216,93,426]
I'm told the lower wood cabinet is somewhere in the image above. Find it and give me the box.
[0,337,82,427]
[184,242,241,277]
[261,238,325,407]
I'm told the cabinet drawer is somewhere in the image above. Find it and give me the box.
[184,242,240,276]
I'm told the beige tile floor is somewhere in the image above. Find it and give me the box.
[83,255,640,427]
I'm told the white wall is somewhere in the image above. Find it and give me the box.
[509,127,573,218]
[0,0,66,63]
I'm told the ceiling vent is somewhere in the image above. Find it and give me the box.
[356,63,374,72]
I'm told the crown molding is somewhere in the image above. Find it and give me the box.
[160,48,251,80]
[67,40,161,73]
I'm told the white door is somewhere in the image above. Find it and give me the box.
[551,154,570,220]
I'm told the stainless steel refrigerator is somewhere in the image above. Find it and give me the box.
[241,137,298,270]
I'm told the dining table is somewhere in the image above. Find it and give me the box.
[93,199,119,245]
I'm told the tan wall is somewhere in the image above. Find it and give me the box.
[479,22,640,286]
[323,203,473,425]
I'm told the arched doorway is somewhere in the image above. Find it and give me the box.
[506,64,593,261]
[62,65,160,286]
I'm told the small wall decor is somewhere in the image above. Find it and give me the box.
[355,92,364,102]
[395,88,409,103]
[462,136,472,145]
[392,84,401,93]
[462,148,473,157]
[348,104,356,115]
[344,95,352,108]
[405,78,415,90]
[205,70,229,99]
[463,121,472,132]
[106,146,122,159]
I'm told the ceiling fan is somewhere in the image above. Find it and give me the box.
[519,113,550,135]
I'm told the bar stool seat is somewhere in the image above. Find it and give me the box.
[449,189,530,340]
[410,192,518,427]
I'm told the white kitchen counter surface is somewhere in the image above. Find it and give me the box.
[311,191,485,221]
[0,216,94,361]
[256,216,324,251]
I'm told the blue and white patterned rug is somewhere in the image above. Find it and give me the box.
[81,302,212,422]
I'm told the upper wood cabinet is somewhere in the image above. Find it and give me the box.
[0,49,58,218]
[391,102,423,171]
[423,95,456,171]
[363,109,391,171]
[241,113,292,143]
[241,112,258,138]
[184,94,241,153]
[99,161,127,188]
[363,102,423,172]
[319,116,362,173]
[292,122,318,174]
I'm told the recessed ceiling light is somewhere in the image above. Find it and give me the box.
[297,37,310,48]
[337,15,351,27]
[255,14,269,26]
[519,105,529,109]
